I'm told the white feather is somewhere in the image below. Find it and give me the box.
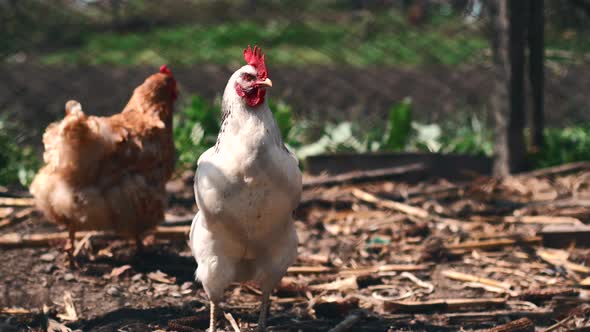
[189,65,302,303]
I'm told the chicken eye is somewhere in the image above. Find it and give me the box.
[243,74,255,82]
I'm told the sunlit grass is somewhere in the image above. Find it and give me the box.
[40,16,488,67]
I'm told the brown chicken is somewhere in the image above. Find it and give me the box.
[30,66,178,262]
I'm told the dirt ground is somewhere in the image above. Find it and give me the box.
[1,163,590,332]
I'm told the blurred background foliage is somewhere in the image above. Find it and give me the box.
[3,0,590,66]
[0,117,40,186]
[1,0,589,186]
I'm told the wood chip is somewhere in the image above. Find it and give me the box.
[447,237,541,252]
[537,249,590,274]
[147,270,175,284]
[223,312,241,332]
[0,219,12,229]
[503,216,582,225]
[47,318,72,332]
[0,197,35,206]
[352,189,430,219]
[299,253,330,265]
[110,265,132,278]
[0,207,14,218]
[0,307,32,314]
[14,207,34,219]
[72,232,95,257]
[288,266,334,274]
[516,161,590,178]
[519,288,579,301]
[445,309,555,324]
[277,277,307,295]
[339,264,431,277]
[303,163,425,188]
[309,277,358,291]
[542,314,576,332]
[477,317,534,332]
[384,298,506,313]
[400,271,434,293]
[464,282,511,295]
[164,213,194,225]
[57,291,78,321]
[442,270,512,290]
[0,207,35,229]
[0,226,191,249]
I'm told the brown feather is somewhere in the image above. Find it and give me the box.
[30,71,177,237]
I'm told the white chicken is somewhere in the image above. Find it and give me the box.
[189,46,302,332]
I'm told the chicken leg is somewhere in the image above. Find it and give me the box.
[257,290,271,332]
[209,301,218,332]
[64,229,77,268]
[135,234,144,254]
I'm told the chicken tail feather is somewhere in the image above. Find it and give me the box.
[41,101,111,178]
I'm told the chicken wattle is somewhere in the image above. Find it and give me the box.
[190,46,302,332]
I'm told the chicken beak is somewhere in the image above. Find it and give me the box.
[256,78,273,88]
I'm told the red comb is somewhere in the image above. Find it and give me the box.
[243,45,268,80]
[160,64,173,76]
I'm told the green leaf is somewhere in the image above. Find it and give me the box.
[411,122,442,152]
[269,99,294,142]
[173,94,221,169]
[384,97,412,150]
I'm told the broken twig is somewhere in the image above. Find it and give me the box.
[223,312,241,332]
[447,237,541,252]
[503,216,582,225]
[327,311,365,332]
[537,249,590,274]
[442,270,512,291]
[516,161,590,178]
[478,317,534,332]
[303,164,425,189]
[384,298,506,313]
[519,288,579,302]
[0,197,35,207]
[0,226,191,249]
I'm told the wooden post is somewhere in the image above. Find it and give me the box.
[507,0,527,173]
[490,0,510,176]
[528,0,545,151]
[491,0,527,176]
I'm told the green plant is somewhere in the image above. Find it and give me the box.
[409,122,443,152]
[172,96,588,173]
[173,95,300,169]
[173,95,221,169]
[295,99,417,158]
[440,115,493,156]
[268,99,294,143]
[533,125,590,168]
[294,121,366,160]
[292,101,495,158]
[0,118,40,186]
[384,97,413,150]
